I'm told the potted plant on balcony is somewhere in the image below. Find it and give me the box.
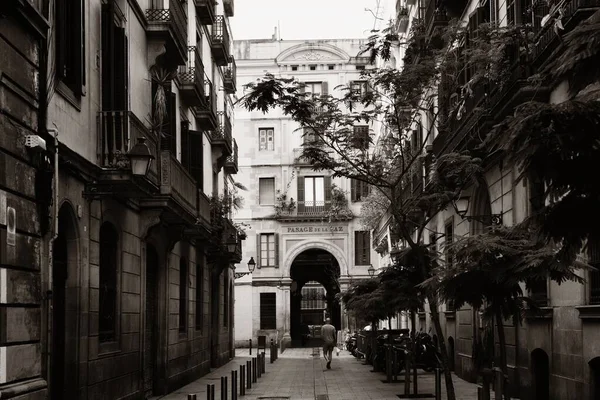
[274,190,296,217]
[325,184,353,223]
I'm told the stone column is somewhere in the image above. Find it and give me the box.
[281,285,292,349]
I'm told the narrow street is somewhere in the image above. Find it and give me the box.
[161,348,479,400]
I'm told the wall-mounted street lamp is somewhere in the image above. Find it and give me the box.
[127,137,154,176]
[368,264,376,277]
[235,257,256,279]
[227,233,238,253]
[452,195,503,225]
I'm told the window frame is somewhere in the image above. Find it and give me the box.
[354,230,371,266]
[351,178,370,202]
[588,237,600,305]
[259,233,277,268]
[55,0,85,102]
[258,127,275,151]
[258,177,276,206]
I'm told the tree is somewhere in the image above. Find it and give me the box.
[239,16,536,400]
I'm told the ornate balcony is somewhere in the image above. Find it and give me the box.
[86,111,160,199]
[424,0,449,38]
[194,73,218,130]
[194,0,215,25]
[212,110,233,156]
[224,139,238,174]
[210,15,231,66]
[223,56,236,94]
[178,46,204,106]
[145,0,188,65]
[223,0,234,16]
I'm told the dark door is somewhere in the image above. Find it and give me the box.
[51,234,67,400]
[144,245,159,398]
[589,358,600,399]
[532,349,550,400]
[210,271,220,367]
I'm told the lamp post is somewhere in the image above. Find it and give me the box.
[126,137,154,176]
[368,264,376,278]
[452,194,503,225]
[235,257,256,279]
[227,233,238,253]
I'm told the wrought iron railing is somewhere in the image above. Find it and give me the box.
[424,0,448,36]
[98,111,159,181]
[211,15,230,52]
[226,139,238,167]
[178,46,204,95]
[223,56,237,92]
[215,111,232,145]
[146,0,188,58]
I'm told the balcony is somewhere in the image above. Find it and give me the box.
[424,0,449,38]
[194,74,218,130]
[178,46,204,106]
[88,111,160,198]
[224,0,234,16]
[194,0,215,25]
[224,139,238,174]
[223,56,236,94]
[146,0,188,65]
[212,110,233,156]
[210,15,231,66]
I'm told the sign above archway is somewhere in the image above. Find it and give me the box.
[285,224,347,234]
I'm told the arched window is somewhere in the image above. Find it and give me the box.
[99,222,118,342]
[179,258,188,332]
[195,258,204,330]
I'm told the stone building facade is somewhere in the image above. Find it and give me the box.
[370,0,600,398]
[1,0,241,398]
[232,38,376,347]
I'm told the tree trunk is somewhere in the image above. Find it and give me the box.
[428,296,457,400]
[495,310,509,400]
[388,316,392,330]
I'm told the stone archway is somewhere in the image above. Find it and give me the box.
[51,203,80,400]
[288,247,342,346]
[283,240,348,278]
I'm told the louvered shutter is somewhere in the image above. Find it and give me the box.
[364,231,371,264]
[77,0,85,94]
[256,233,261,268]
[189,130,203,187]
[351,179,358,202]
[324,176,332,210]
[354,231,361,265]
[274,233,279,268]
[181,121,190,169]
[321,81,329,96]
[101,2,113,110]
[297,176,305,213]
[114,27,127,110]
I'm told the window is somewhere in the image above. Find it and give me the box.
[259,128,274,151]
[258,233,278,267]
[259,178,275,205]
[56,0,85,95]
[303,128,322,146]
[589,237,600,305]
[355,231,371,265]
[179,258,188,333]
[187,129,204,187]
[99,222,118,342]
[527,171,545,216]
[101,1,127,111]
[351,81,368,97]
[352,125,369,150]
[260,293,276,329]
[304,177,325,207]
[351,179,370,202]
[309,65,316,71]
[356,65,365,70]
[291,65,298,71]
[195,258,204,330]
[303,81,328,97]
[328,64,335,70]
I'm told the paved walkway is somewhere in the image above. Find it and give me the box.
[160,348,480,400]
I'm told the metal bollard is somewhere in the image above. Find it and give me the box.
[249,339,252,355]
[207,384,215,400]
[261,352,266,373]
[404,351,411,395]
[231,371,237,400]
[257,357,261,378]
[252,358,257,382]
[240,365,245,396]
[246,361,252,389]
[188,394,197,400]
[435,368,442,400]
[270,343,274,363]
[221,376,228,400]
[386,345,392,383]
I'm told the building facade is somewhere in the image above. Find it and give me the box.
[1,0,242,398]
[370,0,600,398]
[232,38,377,348]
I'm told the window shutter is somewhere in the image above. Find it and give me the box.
[56,0,67,81]
[114,27,127,110]
[274,233,279,268]
[297,176,305,213]
[170,92,177,152]
[101,2,112,110]
[76,0,85,94]
[351,179,357,202]
[324,176,332,210]
[189,130,203,187]
[321,81,329,96]
[354,231,361,265]
[181,121,190,169]
[364,231,371,264]
[256,233,261,268]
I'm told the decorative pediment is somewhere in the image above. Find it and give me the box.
[276,43,351,65]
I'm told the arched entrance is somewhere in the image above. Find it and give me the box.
[289,248,341,346]
[589,357,600,399]
[531,348,550,400]
[51,204,79,400]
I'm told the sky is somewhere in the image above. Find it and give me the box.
[229,0,395,41]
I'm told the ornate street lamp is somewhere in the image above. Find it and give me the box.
[452,193,503,225]
[235,257,256,279]
[127,137,154,176]
[226,233,238,253]
[368,264,376,277]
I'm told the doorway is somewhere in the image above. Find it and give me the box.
[448,337,455,371]
[531,349,550,400]
[144,244,159,398]
[210,270,221,367]
[589,357,600,399]
[50,205,79,400]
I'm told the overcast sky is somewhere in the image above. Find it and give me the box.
[229,0,395,41]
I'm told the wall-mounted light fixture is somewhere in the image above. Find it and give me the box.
[127,137,154,176]
[235,257,256,279]
[452,195,502,225]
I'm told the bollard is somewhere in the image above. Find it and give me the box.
[188,394,197,400]
[207,384,215,400]
[246,361,252,389]
[257,356,261,378]
[270,343,274,363]
[435,368,442,400]
[252,358,257,383]
[231,370,237,400]
[221,376,228,400]
[386,345,392,383]
[262,352,266,373]
[404,351,411,395]
[240,365,245,396]
[249,339,252,355]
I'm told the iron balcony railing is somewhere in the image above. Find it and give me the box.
[424,0,448,37]
[178,46,205,102]
[223,56,237,94]
[215,110,232,146]
[146,0,188,62]
[98,111,159,183]
[211,15,231,65]
[224,139,238,173]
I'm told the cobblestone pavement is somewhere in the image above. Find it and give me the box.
[160,348,480,400]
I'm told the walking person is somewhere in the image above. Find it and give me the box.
[321,318,336,369]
